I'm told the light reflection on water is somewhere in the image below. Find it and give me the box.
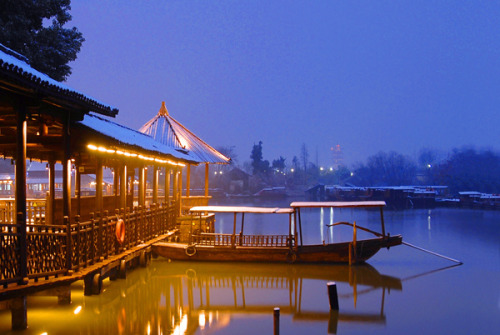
[1,201,500,334]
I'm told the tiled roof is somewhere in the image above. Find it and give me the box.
[0,44,118,117]
[139,102,231,164]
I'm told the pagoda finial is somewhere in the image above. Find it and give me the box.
[159,101,169,116]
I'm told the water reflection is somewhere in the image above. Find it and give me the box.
[78,261,403,335]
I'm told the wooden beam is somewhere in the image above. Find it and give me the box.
[15,101,28,283]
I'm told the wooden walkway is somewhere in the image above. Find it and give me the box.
[0,231,176,301]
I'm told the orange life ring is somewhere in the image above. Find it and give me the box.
[115,219,125,244]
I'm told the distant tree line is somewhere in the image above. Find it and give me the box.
[344,147,500,194]
[244,141,500,195]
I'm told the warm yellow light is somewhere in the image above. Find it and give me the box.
[74,305,82,315]
[199,311,206,328]
[87,144,98,150]
[97,146,107,152]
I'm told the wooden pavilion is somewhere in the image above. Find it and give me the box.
[140,101,231,212]
[0,44,195,294]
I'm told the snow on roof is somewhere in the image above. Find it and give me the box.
[78,113,196,163]
[139,102,231,164]
[190,206,294,214]
[0,44,118,117]
[290,201,387,208]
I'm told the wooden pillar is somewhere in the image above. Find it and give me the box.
[120,164,127,209]
[164,168,171,205]
[75,163,81,216]
[139,166,145,207]
[186,164,191,197]
[173,168,178,210]
[113,165,119,209]
[96,158,103,213]
[178,168,183,215]
[127,168,135,209]
[15,103,28,282]
[204,163,209,198]
[47,159,55,225]
[62,116,71,223]
[153,165,158,204]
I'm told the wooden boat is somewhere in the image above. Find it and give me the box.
[152,201,402,264]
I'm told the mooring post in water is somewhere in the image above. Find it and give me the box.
[327,282,339,310]
[273,307,280,335]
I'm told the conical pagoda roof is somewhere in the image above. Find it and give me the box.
[139,102,231,164]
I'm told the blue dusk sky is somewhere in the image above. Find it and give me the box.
[66,1,500,167]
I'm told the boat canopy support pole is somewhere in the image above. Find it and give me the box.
[379,208,386,237]
[297,208,303,247]
[239,213,245,245]
[232,213,237,248]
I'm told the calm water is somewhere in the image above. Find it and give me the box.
[1,199,499,334]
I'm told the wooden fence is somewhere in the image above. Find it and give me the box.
[0,201,177,288]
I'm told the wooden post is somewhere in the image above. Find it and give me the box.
[15,103,28,283]
[47,159,55,225]
[165,168,170,205]
[75,162,81,216]
[139,166,145,207]
[204,163,209,198]
[120,164,127,209]
[173,168,178,209]
[327,282,339,310]
[62,115,71,224]
[65,216,72,272]
[153,165,158,204]
[96,158,103,213]
[113,165,119,209]
[380,207,386,237]
[127,168,135,210]
[273,307,280,335]
[232,212,237,248]
[297,208,303,247]
[178,168,183,214]
[186,164,191,197]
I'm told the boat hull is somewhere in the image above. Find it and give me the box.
[152,235,402,264]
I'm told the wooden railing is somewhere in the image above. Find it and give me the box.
[1,201,177,287]
[0,199,46,225]
[192,233,292,248]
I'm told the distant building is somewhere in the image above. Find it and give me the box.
[331,144,344,169]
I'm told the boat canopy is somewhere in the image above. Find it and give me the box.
[189,206,294,214]
[290,201,386,208]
